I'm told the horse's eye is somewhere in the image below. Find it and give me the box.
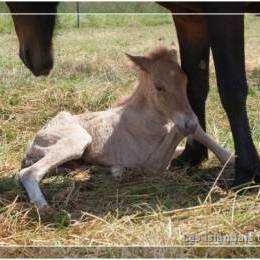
[155,84,165,92]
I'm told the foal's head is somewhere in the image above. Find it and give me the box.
[127,46,198,136]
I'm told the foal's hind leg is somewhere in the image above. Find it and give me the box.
[18,132,92,209]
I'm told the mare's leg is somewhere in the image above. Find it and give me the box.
[171,15,210,166]
[205,13,259,185]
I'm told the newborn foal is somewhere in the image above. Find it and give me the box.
[18,46,233,210]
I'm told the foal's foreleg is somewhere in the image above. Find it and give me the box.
[18,135,92,209]
[192,126,235,166]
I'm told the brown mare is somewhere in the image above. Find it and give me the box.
[5,2,260,187]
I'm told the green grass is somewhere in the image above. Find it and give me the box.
[0,2,169,33]
[0,15,259,257]
[0,2,167,14]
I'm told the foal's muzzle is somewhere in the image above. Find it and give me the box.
[175,113,198,136]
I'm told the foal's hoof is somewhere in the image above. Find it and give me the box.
[38,205,54,215]
[35,206,71,226]
[30,205,54,221]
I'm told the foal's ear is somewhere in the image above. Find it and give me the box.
[125,53,151,72]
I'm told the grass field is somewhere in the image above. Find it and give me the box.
[0,14,259,257]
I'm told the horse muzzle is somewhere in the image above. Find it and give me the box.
[19,44,53,76]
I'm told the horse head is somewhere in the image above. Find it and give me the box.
[7,2,58,76]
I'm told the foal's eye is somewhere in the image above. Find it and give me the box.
[155,84,166,92]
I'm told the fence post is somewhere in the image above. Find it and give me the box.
[76,2,80,28]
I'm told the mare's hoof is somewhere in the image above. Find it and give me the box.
[170,146,208,168]
[231,162,260,190]
[230,180,259,196]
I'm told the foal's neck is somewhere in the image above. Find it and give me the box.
[121,76,159,113]
[114,76,169,129]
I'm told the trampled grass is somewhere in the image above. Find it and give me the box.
[0,15,259,257]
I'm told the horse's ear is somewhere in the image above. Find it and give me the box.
[125,53,151,72]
